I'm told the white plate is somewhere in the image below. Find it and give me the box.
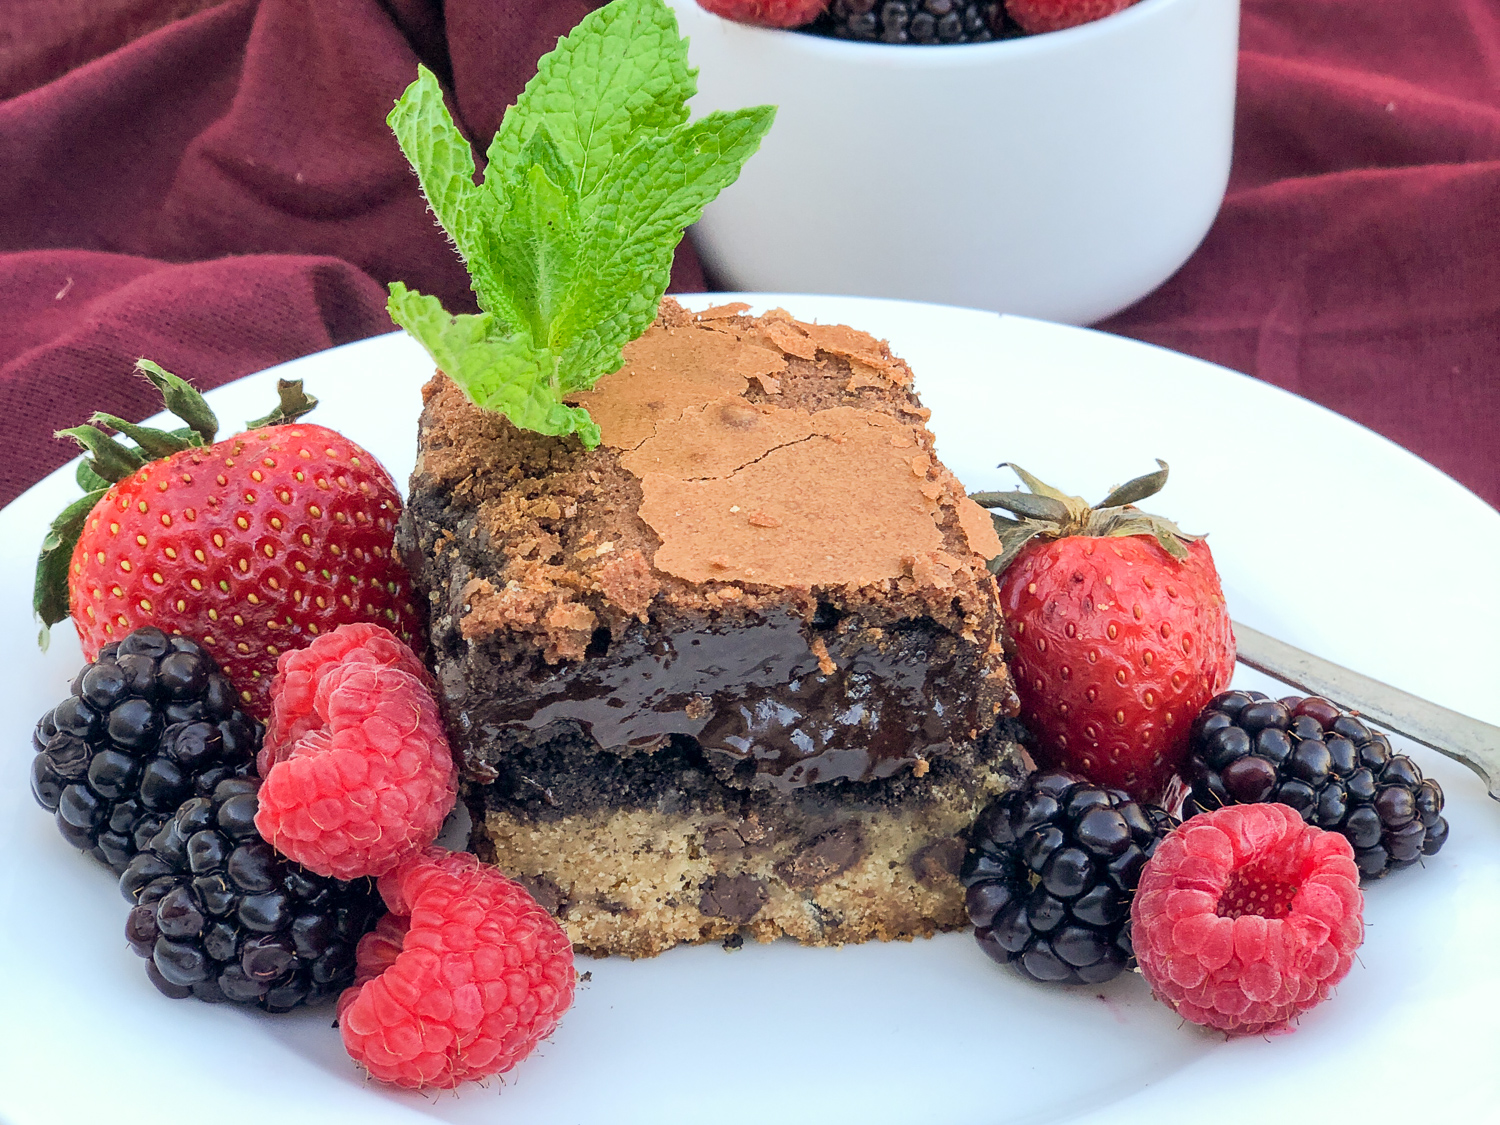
[1,295,1497,1125]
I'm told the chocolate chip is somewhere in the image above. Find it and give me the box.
[776,823,867,889]
[701,824,746,856]
[515,873,567,915]
[698,874,769,923]
[909,836,965,886]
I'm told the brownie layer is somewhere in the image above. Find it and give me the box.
[469,722,1028,957]
[400,299,1016,790]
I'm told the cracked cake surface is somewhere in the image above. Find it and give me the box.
[399,298,1026,955]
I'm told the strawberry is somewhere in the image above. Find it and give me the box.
[972,462,1234,803]
[696,0,830,29]
[34,361,423,720]
[1005,0,1136,34]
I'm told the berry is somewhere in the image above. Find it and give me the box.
[1184,691,1449,880]
[812,0,1001,42]
[1132,803,1363,1036]
[37,363,423,720]
[1005,0,1135,34]
[29,626,259,872]
[975,462,1235,803]
[119,775,384,1010]
[258,620,433,775]
[255,625,457,880]
[961,769,1176,984]
[336,847,575,1089]
[696,0,830,28]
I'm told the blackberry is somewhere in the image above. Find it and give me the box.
[119,775,383,1011]
[809,0,1006,44]
[1184,691,1449,880]
[30,627,260,872]
[961,770,1175,984]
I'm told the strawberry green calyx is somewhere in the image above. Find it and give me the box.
[136,358,219,445]
[33,490,106,645]
[33,362,317,638]
[245,378,319,429]
[971,460,1201,574]
[384,0,776,446]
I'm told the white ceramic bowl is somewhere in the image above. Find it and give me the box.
[671,0,1240,324]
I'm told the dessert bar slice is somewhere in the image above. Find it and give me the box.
[399,299,1025,956]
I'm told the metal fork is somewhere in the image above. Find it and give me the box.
[1234,621,1500,802]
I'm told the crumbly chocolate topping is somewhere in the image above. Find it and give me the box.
[569,317,785,450]
[637,405,951,588]
[411,299,1003,644]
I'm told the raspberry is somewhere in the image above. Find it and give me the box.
[347,911,409,986]
[1131,804,1363,1036]
[259,622,432,776]
[255,625,456,880]
[336,848,575,1089]
[1005,0,1134,34]
[696,0,830,29]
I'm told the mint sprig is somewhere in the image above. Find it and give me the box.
[386,0,775,445]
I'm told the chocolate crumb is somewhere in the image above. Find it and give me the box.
[463,760,499,784]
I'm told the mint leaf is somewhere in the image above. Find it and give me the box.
[388,283,600,446]
[387,67,480,246]
[556,106,775,393]
[387,68,519,328]
[385,0,774,445]
[490,129,583,344]
[486,0,694,200]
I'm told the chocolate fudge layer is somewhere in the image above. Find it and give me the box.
[399,298,1025,956]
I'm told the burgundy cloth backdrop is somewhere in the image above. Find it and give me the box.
[1,0,1496,511]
